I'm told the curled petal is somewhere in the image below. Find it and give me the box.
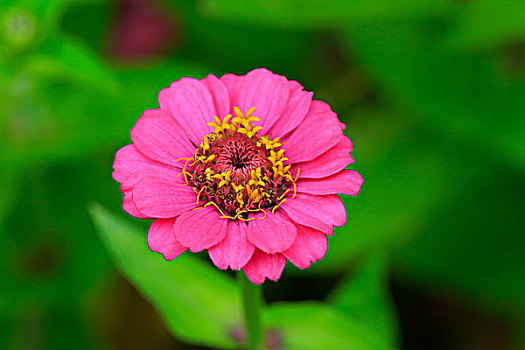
[242,249,286,285]
[122,190,150,219]
[246,211,297,253]
[269,80,313,137]
[220,73,243,109]
[113,144,179,185]
[297,170,363,196]
[283,225,328,269]
[208,221,255,270]
[283,112,343,163]
[309,100,346,129]
[201,74,230,118]
[238,68,289,133]
[132,176,196,218]
[130,109,195,167]
[174,206,228,252]
[158,77,218,145]
[292,136,354,179]
[282,193,346,235]
[148,219,187,260]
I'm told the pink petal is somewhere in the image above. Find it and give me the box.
[268,80,313,137]
[282,225,328,269]
[291,136,354,179]
[174,206,228,252]
[309,100,331,112]
[309,100,346,129]
[132,176,197,218]
[208,221,255,270]
[282,111,343,163]
[201,74,230,118]
[220,73,243,107]
[282,193,346,235]
[297,170,363,196]
[120,165,181,192]
[158,77,217,145]
[122,190,151,219]
[113,144,181,186]
[242,249,286,285]
[238,68,289,133]
[147,219,187,260]
[246,212,297,253]
[130,109,194,167]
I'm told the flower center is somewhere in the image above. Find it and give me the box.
[178,107,299,221]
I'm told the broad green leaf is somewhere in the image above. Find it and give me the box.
[264,302,390,350]
[199,0,453,30]
[88,203,242,349]
[328,251,399,348]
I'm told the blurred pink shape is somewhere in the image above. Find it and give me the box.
[108,0,178,61]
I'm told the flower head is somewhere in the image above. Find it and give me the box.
[112,68,363,284]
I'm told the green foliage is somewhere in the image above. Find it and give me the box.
[89,204,395,349]
[199,0,453,30]
[343,18,525,172]
[319,111,481,270]
[392,166,525,309]
[448,0,525,50]
[264,302,390,350]
[89,203,242,349]
[1,0,524,348]
[25,35,119,93]
[328,251,399,347]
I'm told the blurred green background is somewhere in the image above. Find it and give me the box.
[1,0,524,349]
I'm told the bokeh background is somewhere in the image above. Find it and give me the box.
[1,0,525,349]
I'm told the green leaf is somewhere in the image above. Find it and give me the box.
[264,302,391,350]
[88,203,242,349]
[328,251,399,348]
[199,0,453,30]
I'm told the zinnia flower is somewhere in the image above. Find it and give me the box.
[112,68,363,284]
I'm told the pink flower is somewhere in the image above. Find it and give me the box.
[112,68,363,284]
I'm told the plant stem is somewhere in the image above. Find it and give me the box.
[238,272,263,350]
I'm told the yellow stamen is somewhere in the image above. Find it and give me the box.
[206,114,233,134]
[292,168,300,198]
[272,198,287,214]
[196,186,207,204]
[277,189,290,201]
[245,106,256,118]
[213,170,231,188]
[204,202,236,220]
[238,216,256,222]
